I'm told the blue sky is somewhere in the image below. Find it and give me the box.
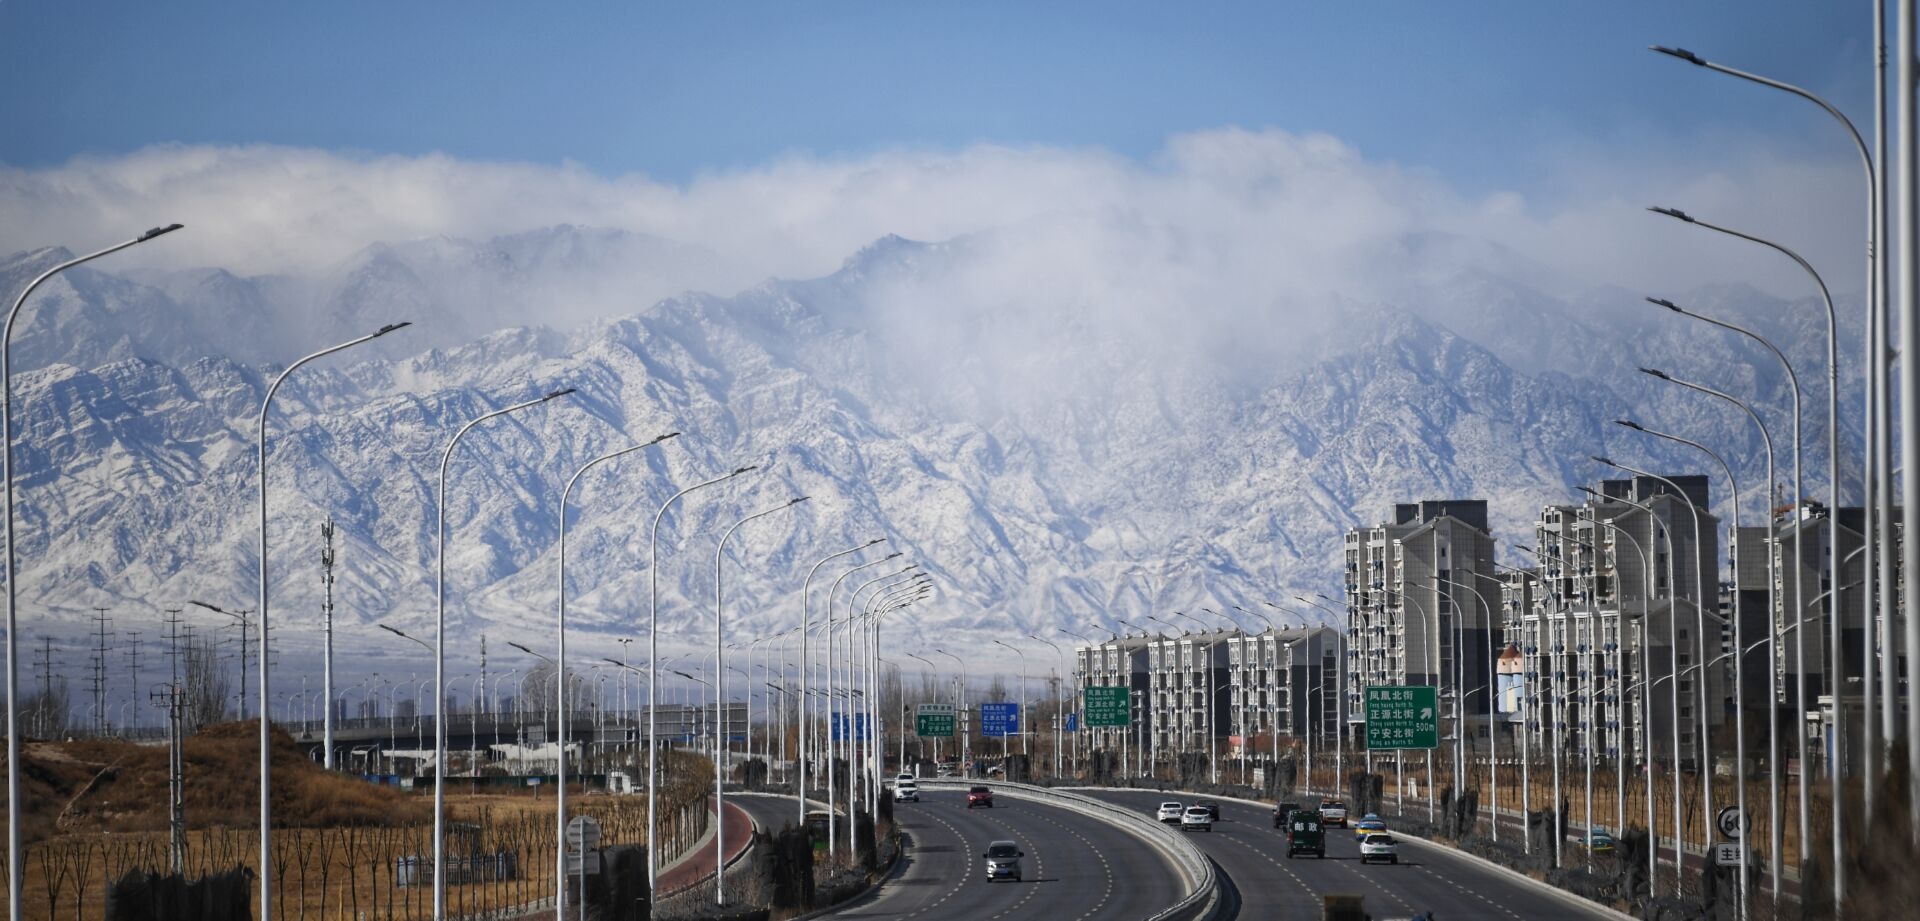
[0,2,1865,199]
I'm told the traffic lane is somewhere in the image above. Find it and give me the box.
[820,790,1002,919]
[823,789,1188,920]
[1081,790,1623,921]
[1075,789,1324,919]
[927,790,1186,921]
[730,791,807,835]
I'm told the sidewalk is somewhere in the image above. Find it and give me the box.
[656,795,755,895]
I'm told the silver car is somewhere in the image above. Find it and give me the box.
[982,839,1024,882]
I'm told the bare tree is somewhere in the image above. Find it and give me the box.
[182,634,233,730]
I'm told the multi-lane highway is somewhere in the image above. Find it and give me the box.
[1078,789,1626,920]
[813,788,1191,919]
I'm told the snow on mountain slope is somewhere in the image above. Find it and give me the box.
[0,231,1861,691]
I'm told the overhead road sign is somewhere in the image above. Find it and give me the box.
[1363,685,1438,750]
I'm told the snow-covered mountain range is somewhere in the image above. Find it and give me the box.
[0,226,1862,689]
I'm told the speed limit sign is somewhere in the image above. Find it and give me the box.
[1716,806,1747,841]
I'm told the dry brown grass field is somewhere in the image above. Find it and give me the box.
[0,723,715,920]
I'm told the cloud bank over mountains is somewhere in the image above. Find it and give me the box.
[0,128,1865,681]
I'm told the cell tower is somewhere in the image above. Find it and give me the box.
[321,516,338,769]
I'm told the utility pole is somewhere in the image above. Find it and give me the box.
[321,516,337,768]
[149,682,185,873]
[91,608,111,737]
[125,631,140,735]
[480,634,489,716]
[35,637,54,737]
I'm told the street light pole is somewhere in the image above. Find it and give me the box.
[795,541,887,824]
[711,496,807,906]
[646,465,755,893]
[253,320,413,919]
[1650,205,1843,886]
[1617,415,1753,917]
[1029,635,1065,779]
[814,553,901,849]
[3,222,185,921]
[553,431,679,920]
[433,387,574,918]
[1599,458,1714,871]
[1644,300,1800,894]
[1654,42,1885,835]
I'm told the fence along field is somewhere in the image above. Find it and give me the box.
[0,722,715,920]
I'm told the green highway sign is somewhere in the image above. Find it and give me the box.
[1364,685,1438,750]
[916,703,956,738]
[1083,686,1130,727]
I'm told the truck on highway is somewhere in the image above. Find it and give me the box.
[1285,810,1326,858]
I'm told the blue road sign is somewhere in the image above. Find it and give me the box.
[831,712,870,742]
[1065,712,1078,733]
[981,702,1020,738]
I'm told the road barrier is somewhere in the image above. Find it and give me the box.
[916,780,1224,921]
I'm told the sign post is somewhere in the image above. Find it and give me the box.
[1363,685,1439,751]
[565,815,602,920]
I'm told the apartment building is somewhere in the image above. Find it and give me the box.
[1224,626,1339,756]
[1074,634,1151,752]
[1343,499,1501,744]
[1523,475,1723,768]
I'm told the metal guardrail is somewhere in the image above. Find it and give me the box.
[917,780,1221,921]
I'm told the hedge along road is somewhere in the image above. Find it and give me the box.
[814,788,1189,920]
[1079,790,1627,921]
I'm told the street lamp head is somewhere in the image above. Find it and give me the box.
[730,465,758,477]
[188,600,226,614]
[378,624,406,638]
[1637,366,1672,381]
[1614,419,1645,432]
[865,537,887,546]
[1649,45,1706,66]
[883,551,903,560]
[373,321,413,337]
[1645,296,1682,313]
[650,431,683,445]
[140,223,185,241]
[542,387,577,402]
[1589,455,1618,468]
[788,496,811,506]
[1647,205,1694,223]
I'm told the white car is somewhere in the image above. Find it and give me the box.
[1179,805,1214,832]
[897,772,915,784]
[894,782,920,802]
[1359,833,1399,864]
[1156,802,1185,824]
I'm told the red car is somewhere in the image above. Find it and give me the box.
[967,786,994,808]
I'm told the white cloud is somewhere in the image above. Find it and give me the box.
[0,129,1862,320]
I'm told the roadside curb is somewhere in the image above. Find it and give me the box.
[1073,786,1636,921]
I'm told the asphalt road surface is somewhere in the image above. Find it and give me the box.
[1080,790,1625,921]
[814,788,1191,919]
